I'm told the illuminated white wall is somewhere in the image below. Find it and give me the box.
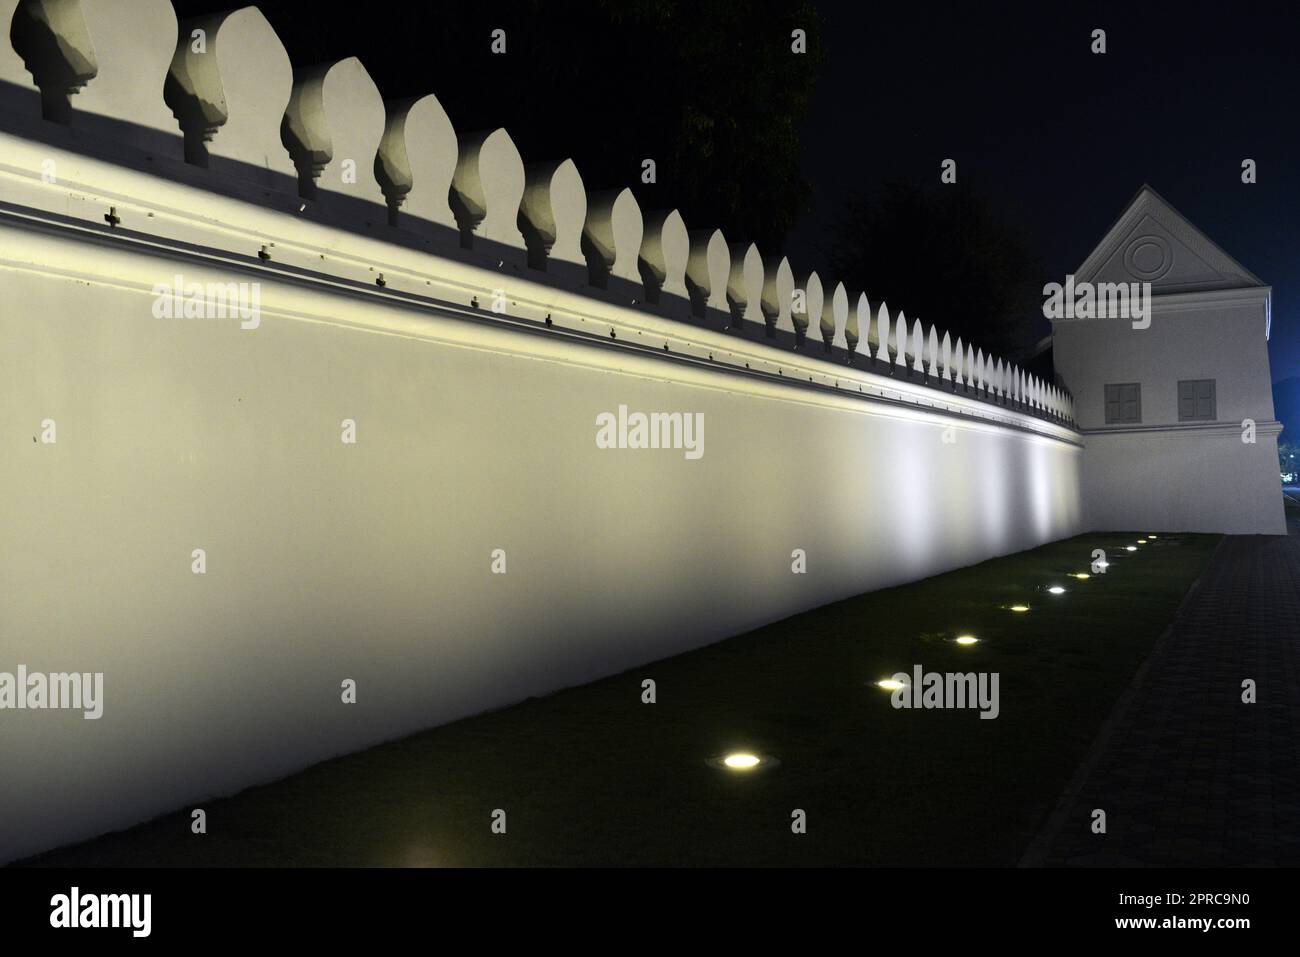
[0,0,1082,862]
[0,221,1081,862]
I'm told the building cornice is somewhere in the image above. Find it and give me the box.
[1080,419,1283,438]
[1049,284,1272,328]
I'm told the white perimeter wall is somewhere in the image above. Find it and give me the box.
[0,222,1083,863]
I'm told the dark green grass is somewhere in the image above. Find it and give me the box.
[20,532,1218,867]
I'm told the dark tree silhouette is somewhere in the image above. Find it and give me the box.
[170,0,825,250]
[826,181,1045,356]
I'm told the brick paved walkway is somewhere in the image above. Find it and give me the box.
[1028,531,1300,866]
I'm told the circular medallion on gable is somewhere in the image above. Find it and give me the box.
[1123,234,1173,281]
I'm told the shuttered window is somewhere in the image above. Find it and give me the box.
[1103,383,1141,424]
[1178,379,1216,421]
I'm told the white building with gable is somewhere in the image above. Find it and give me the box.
[1052,185,1285,534]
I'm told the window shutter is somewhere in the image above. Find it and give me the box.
[1197,381,1214,419]
[1177,379,1216,421]
[1122,384,1140,422]
[1104,383,1141,424]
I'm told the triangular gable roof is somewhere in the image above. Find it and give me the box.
[1076,184,1265,295]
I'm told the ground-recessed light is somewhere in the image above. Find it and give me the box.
[708,751,779,772]
[877,678,907,691]
[1073,573,1091,580]
[1048,586,1066,595]
[1009,604,1030,612]
[1126,545,1137,551]
[1148,534,1158,539]
[955,635,979,645]
[1137,539,1148,544]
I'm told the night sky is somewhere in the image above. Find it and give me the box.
[787,0,1299,385]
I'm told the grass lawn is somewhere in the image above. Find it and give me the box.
[20,532,1219,867]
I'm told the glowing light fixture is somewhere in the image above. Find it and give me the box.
[1137,539,1148,544]
[1009,604,1030,613]
[1148,534,1159,539]
[877,678,906,691]
[708,751,779,772]
[1048,586,1066,595]
[1126,546,1137,552]
[1073,573,1091,580]
[954,635,979,645]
